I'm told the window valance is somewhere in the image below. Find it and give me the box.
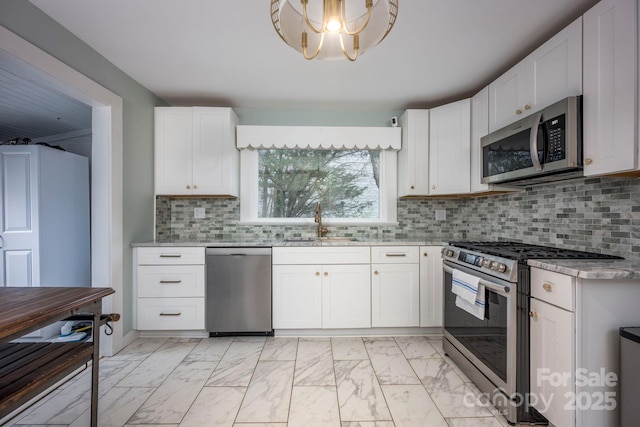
[236,125,401,150]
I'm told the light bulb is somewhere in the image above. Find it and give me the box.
[326,18,342,32]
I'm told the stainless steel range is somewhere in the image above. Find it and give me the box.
[441,242,622,426]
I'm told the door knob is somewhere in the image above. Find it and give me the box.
[516,109,523,115]
[584,158,593,165]
[529,311,538,318]
[542,283,553,292]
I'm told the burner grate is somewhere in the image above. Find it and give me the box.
[449,241,623,261]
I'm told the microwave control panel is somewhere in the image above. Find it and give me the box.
[545,114,566,163]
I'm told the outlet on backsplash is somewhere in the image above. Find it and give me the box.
[194,207,205,219]
[435,210,446,221]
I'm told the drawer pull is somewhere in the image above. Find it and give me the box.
[542,283,553,292]
[159,254,182,258]
[385,253,407,257]
[529,311,538,319]
[374,271,379,275]
[159,280,182,284]
[159,312,182,316]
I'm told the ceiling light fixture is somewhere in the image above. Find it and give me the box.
[270,0,398,61]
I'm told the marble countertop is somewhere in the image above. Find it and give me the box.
[527,259,640,280]
[131,239,448,248]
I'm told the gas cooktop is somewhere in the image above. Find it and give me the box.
[448,241,624,262]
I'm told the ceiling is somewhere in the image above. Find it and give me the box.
[27,0,600,112]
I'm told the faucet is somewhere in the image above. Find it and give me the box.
[314,203,329,238]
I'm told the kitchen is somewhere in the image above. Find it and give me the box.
[0,0,639,426]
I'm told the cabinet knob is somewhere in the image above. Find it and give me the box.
[524,104,531,110]
[315,272,320,276]
[193,184,198,189]
[374,271,379,275]
[186,185,191,190]
[324,272,328,276]
[516,109,523,115]
[542,283,553,292]
[423,253,428,257]
[529,311,538,319]
[584,158,593,165]
[410,185,415,190]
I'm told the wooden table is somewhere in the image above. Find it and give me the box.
[0,287,114,426]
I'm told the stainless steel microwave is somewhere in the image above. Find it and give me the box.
[481,96,583,186]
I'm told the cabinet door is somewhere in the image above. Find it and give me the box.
[528,17,582,114]
[398,110,430,196]
[530,298,575,427]
[583,0,638,175]
[155,107,193,195]
[489,62,527,132]
[419,246,443,327]
[429,99,471,195]
[272,264,322,329]
[471,87,490,193]
[192,107,239,196]
[371,263,419,327]
[322,264,371,328]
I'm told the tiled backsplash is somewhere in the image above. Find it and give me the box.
[157,176,640,260]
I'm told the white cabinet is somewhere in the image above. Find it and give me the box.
[583,0,639,176]
[154,107,239,196]
[398,101,470,196]
[419,246,443,327]
[489,18,583,132]
[529,266,640,427]
[371,246,420,327]
[398,110,430,196]
[530,269,576,427]
[429,99,471,195]
[272,247,371,329]
[134,247,206,330]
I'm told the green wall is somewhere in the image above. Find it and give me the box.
[0,0,166,334]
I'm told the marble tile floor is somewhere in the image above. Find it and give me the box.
[2,336,513,427]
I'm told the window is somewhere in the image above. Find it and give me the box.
[237,125,400,224]
[258,149,380,219]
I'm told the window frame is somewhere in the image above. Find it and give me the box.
[239,148,398,225]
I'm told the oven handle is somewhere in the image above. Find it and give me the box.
[443,264,511,295]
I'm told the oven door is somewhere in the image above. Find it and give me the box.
[442,261,517,396]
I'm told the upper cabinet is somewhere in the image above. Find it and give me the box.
[155,107,239,196]
[429,99,471,195]
[398,110,429,196]
[582,0,639,176]
[398,100,470,196]
[489,17,583,132]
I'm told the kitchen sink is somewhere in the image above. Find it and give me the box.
[283,237,359,243]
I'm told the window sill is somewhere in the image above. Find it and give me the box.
[238,219,399,227]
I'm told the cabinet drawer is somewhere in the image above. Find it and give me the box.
[273,246,370,265]
[137,298,205,330]
[136,247,204,265]
[531,267,575,311]
[137,265,205,297]
[371,246,419,263]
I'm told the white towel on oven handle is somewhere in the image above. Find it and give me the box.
[455,286,486,320]
[451,268,481,304]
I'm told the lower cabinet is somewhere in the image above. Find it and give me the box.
[420,246,444,327]
[272,247,371,329]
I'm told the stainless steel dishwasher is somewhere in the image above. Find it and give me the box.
[205,247,272,336]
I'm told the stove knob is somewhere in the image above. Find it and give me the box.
[446,250,455,258]
[481,259,491,268]
[497,263,507,273]
[490,261,498,270]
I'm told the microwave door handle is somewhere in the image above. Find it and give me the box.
[529,111,544,171]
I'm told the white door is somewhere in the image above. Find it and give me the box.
[530,298,575,427]
[398,110,430,196]
[371,263,419,327]
[419,246,443,327]
[272,264,322,329]
[429,99,471,195]
[154,107,193,195]
[0,148,39,287]
[583,0,638,176]
[322,264,371,328]
[489,62,527,132]
[471,87,490,193]
[192,107,228,195]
